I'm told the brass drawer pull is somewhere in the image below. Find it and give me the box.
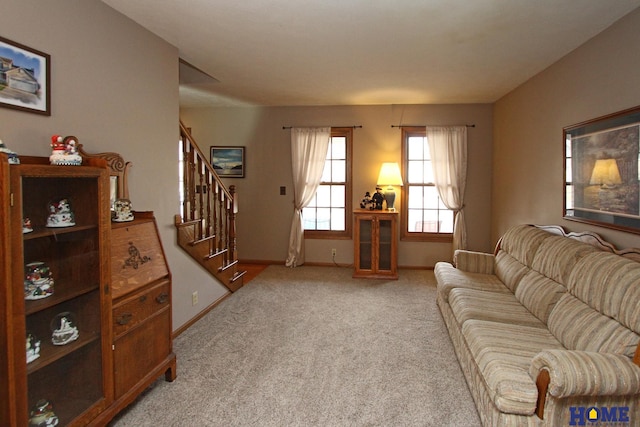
[117,313,133,325]
[156,293,169,304]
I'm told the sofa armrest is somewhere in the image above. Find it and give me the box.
[531,349,640,418]
[453,250,495,274]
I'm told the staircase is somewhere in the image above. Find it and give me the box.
[175,120,245,292]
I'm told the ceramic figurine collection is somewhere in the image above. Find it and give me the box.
[50,312,79,346]
[112,198,134,222]
[26,332,41,364]
[360,186,385,210]
[0,139,20,164]
[46,198,76,228]
[49,135,82,166]
[28,399,59,427]
[24,261,54,300]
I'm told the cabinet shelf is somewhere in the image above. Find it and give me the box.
[25,282,100,316]
[23,224,98,241]
[26,331,100,374]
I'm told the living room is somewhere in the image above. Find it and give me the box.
[2,1,640,424]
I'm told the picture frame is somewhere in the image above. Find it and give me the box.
[564,105,640,234]
[0,36,51,115]
[210,146,245,178]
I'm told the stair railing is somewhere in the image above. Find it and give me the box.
[179,120,237,265]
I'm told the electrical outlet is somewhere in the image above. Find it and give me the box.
[192,291,198,306]
[331,248,337,257]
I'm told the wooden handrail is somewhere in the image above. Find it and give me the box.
[179,120,237,264]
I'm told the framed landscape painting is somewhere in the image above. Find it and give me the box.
[210,146,245,178]
[0,36,51,115]
[564,106,640,234]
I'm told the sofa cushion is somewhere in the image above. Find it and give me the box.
[547,293,640,358]
[514,270,565,324]
[462,319,565,415]
[449,288,546,328]
[529,235,599,285]
[498,225,553,266]
[434,261,510,302]
[494,251,530,293]
[567,251,640,334]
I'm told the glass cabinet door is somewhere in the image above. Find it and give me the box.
[358,218,373,270]
[12,166,109,426]
[377,219,392,271]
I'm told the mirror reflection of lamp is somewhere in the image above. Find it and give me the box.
[376,162,403,211]
[590,159,622,189]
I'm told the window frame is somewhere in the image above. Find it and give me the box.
[400,127,453,243]
[304,127,353,240]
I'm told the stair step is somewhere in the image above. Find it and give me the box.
[219,259,238,272]
[205,248,228,260]
[176,218,201,227]
[230,270,247,283]
[190,234,216,246]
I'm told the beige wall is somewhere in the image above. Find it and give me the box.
[0,0,228,332]
[493,7,640,250]
[180,104,494,266]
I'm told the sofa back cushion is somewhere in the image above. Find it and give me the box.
[515,270,565,324]
[548,294,640,358]
[498,225,553,266]
[529,235,599,285]
[567,251,640,335]
[494,251,529,293]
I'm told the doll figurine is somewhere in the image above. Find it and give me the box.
[371,186,384,210]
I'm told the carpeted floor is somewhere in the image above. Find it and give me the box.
[110,265,481,426]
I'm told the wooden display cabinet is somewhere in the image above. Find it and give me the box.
[1,155,112,426]
[353,210,399,279]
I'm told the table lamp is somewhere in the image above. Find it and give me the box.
[377,162,403,211]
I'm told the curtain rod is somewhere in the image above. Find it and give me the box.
[391,124,475,128]
[282,125,363,129]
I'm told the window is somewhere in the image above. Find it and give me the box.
[401,127,453,241]
[303,128,352,238]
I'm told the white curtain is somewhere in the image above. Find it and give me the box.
[426,126,468,254]
[285,127,331,267]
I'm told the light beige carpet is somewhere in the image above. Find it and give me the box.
[110,265,481,426]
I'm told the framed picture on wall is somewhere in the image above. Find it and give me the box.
[210,146,245,178]
[564,105,640,234]
[0,36,51,115]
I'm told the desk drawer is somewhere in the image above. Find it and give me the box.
[113,280,170,336]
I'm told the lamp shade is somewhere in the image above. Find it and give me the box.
[377,162,403,211]
[590,159,622,187]
[377,162,403,186]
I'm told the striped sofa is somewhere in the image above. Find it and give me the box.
[435,224,640,426]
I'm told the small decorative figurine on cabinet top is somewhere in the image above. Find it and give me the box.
[46,198,75,228]
[49,135,82,166]
[28,399,59,427]
[360,191,373,209]
[50,312,79,346]
[0,139,20,164]
[24,261,54,300]
[112,198,134,222]
[371,186,385,210]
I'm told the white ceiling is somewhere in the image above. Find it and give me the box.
[102,0,640,108]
